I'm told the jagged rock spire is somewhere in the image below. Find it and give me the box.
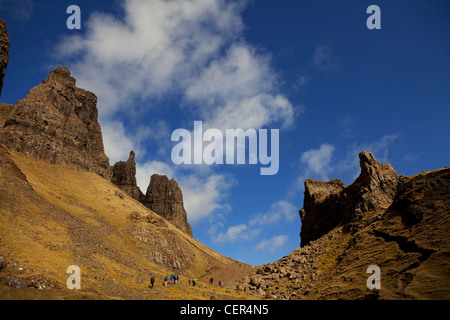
[299,151,399,247]
[111,151,145,202]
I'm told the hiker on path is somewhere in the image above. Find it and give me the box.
[150,276,155,289]
[209,277,214,286]
[164,275,168,286]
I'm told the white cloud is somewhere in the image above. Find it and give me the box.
[249,200,297,227]
[57,0,247,118]
[136,160,176,192]
[103,119,169,165]
[255,235,288,253]
[185,43,297,130]
[213,199,296,243]
[102,121,138,164]
[179,173,232,223]
[214,224,248,243]
[57,0,296,132]
[300,143,336,181]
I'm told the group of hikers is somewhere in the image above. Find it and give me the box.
[148,274,223,289]
[166,274,180,285]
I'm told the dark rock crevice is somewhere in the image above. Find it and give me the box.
[372,230,436,263]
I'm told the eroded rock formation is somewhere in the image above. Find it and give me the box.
[143,174,193,237]
[300,151,399,247]
[111,152,193,237]
[111,151,145,202]
[0,66,111,179]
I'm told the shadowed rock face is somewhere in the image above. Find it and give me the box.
[0,66,111,179]
[0,18,10,96]
[143,174,193,237]
[111,151,145,202]
[300,151,399,247]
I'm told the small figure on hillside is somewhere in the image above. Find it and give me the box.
[209,277,214,286]
[193,278,197,287]
[164,275,168,286]
[150,276,155,289]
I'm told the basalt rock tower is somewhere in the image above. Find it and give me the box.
[0,66,111,179]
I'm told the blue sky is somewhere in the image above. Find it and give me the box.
[1,0,449,266]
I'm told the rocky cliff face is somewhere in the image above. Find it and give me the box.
[300,151,399,247]
[232,152,450,300]
[111,151,145,202]
[0,18,9,96]
[0,66,111,179]
[111,153,193,237]
[143,174,193,237]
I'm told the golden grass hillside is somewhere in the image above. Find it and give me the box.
[0,146,255,300]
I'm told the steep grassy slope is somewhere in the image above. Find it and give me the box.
[0,146,255,300]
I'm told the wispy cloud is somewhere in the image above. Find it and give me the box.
[255,235,288,254]
[337,114,354,139]
[294,75,312,89]
[300,143,336,181]
[312,46,339,71]
[212,199,297,244]
[339,133,401,180]
[249,200,297,227]
[214,224,249,243]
